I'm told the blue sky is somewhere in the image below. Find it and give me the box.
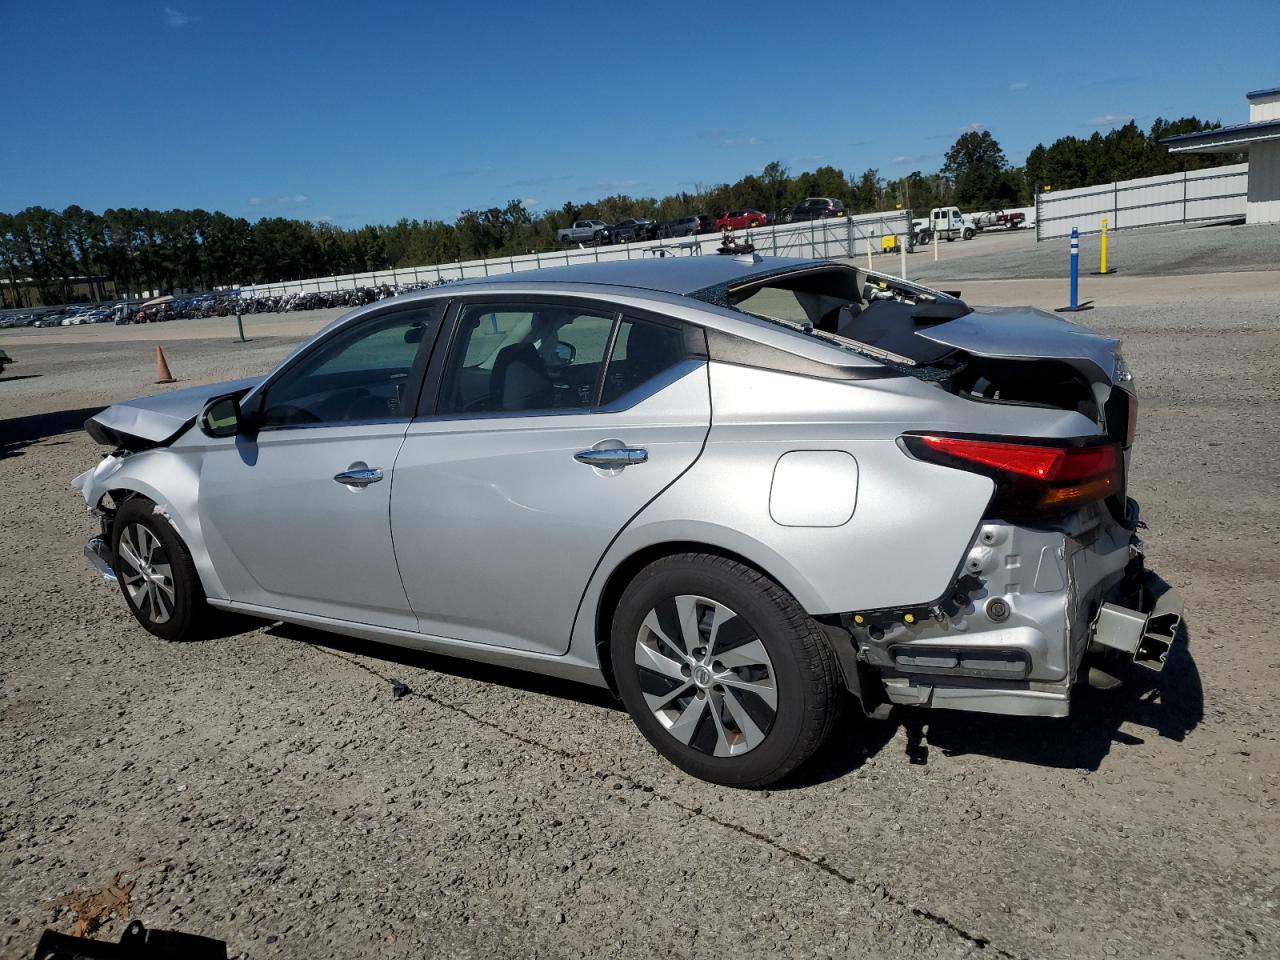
[2,0,1277,225]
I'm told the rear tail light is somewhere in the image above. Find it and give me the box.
[902,433,1123,518]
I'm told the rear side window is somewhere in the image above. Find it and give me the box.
[601,319,687,405]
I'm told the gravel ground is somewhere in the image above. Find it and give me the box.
[904,221,1280,282]
[1,276,1278,959]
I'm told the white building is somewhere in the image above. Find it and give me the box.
[1162,86,1280,224]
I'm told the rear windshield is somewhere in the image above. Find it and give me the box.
[696,265,971,368]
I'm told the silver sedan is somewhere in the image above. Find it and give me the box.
[74,256,1180,787]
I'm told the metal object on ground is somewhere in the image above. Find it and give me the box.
[1090,583,1184,671]
[32,918,228,959]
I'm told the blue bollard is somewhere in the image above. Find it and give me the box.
[1069,227,1079,310]
[1057,227,1090,312]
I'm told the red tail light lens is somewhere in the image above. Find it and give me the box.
[903,434,1123,518]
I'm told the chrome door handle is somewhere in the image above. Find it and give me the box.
[334,467,384,487]
[574,448,648,468]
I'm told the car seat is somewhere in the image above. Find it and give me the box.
[490,342,553,411]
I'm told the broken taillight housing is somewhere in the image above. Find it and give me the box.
[902,433,1124,518]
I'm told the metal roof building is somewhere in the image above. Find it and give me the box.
[1162,87,1280,224]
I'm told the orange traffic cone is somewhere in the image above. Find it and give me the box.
[154,345,176,384]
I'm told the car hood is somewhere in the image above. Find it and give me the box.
[917,306,1123,384]
[86,376,263,447]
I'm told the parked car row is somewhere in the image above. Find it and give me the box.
[556,198,850,247]
[0,280,456,333]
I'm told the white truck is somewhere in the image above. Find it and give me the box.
[912,207,977,244]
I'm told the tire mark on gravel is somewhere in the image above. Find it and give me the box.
[306,642,1031,960]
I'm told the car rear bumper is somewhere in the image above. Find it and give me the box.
[856,501,1179,718]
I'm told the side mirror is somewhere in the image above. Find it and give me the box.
[199,395,242,438]
[554,341,577,364]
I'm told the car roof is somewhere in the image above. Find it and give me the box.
[446,255,827,297]
[299,256,886,375]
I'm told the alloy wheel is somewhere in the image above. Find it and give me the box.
[116,522,176,624]
[634,595,777,757]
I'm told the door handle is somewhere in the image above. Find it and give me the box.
[574,448,648,468]
[334,467,384,487]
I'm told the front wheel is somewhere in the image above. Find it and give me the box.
[611,554,843,787]
[111,497,208,641]
[963,228,975,240]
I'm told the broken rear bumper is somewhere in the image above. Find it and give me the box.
[863,500,1182,719]
[1089,574,1184,670]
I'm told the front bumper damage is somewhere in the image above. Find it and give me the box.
[852,499,1183,718]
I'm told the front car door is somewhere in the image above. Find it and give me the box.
[197,302,443,630]
[390,297,711,655]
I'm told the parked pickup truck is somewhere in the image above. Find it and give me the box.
[971,209,1027,231]
[912,206,978,244]
[556,220,612,246]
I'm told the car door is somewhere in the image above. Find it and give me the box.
[196,302,443,630]
[390,298,711,656]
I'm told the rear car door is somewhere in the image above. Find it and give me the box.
[390,298,711,655]
[196,302,442,630]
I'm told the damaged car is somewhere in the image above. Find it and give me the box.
[73,256,1181,787]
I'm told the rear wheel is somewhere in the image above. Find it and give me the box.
[111,497,207,642]
[611,554,843,787]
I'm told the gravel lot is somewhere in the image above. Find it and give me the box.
[2,253,1278,959]
[905,220,1280,282]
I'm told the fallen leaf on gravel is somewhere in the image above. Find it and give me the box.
[46,871,135,938]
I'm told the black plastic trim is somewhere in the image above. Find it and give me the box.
[704,327,900,381]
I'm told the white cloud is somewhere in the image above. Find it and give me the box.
[1086,114,1134,127]
[1009,80,1029,91]
[521,198,540,209]
[247,194,310,209]
[959,122,988,134]
[719,135,763,148]
[163,7,192,28]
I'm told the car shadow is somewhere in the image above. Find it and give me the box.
[784,619,1202,788]
[0,373,43,384]
[0,405,103,460]
[194,589,1201,787]
[264,621,622,712]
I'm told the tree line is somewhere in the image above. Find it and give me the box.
[0,117,1236,306]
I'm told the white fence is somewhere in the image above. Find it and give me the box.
[1035,163,1249,240]
[236,210,915,298]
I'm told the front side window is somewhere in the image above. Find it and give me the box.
[438,303,616,415]
[260,306,438,427]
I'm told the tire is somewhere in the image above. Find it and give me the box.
[611,553,843,788]
[111,497,208,642]
[963,228,975,240]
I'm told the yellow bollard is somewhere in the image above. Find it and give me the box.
[1099,217,1109,275]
